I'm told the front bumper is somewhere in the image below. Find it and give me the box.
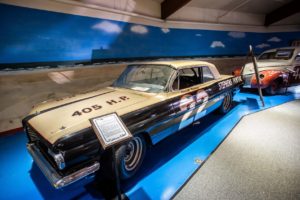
[27,143,100,189]
[242,74,253,88]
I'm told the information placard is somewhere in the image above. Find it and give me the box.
[90,113,132,149]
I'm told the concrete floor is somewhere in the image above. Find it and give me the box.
[174,100,300,200]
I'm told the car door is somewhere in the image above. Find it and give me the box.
[170,65,218,131]
[146,65,227,144]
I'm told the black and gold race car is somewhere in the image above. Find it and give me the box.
[23,60,243,188]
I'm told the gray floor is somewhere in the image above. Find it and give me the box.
[174,100,300,200]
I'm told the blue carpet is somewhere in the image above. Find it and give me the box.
[0,91,298,200]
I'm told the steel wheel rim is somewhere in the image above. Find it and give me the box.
[223,94,231,111]
[124,137,143,171]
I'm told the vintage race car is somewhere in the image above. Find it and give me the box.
[23,60,243,189]
[233,47,300,95]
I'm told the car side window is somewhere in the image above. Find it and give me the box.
[295,53,300,62]
[201,66,215,83]
[172,67,201,90]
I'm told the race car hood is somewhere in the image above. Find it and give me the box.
[242,60,292,75]
[27,87,152,144]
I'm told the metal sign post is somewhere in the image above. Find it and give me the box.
[249,45,265,107]
[112,146,122,200]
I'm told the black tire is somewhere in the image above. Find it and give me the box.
[115,134,146,180]
[218,92,233,114]
[265,81,279,95]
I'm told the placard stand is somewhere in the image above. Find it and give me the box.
[112,146,122,200]
[90,113,132,200]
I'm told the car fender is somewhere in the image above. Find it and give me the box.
[250,70,288,89]
[232,66,243,76]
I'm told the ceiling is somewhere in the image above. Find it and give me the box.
[186,0,292,14]
[152,0,292,14]
[154,0,299,25]
[272,12,300,25]
[74,0,299,26]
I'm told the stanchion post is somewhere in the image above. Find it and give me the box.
[249,45,265,107]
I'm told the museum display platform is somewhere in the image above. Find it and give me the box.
[175,100,300,200]
[0,88,299,200]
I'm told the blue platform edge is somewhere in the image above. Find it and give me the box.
[0,88,299,200]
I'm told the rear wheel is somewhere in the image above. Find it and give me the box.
[115,134,146,180]
[218,92,233,114]
[265,81,279,95]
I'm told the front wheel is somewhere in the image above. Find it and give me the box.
[265,81,279,95]
[218,92,233,114]
[115,134,146,180]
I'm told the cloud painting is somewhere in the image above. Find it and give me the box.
[0,3,299,67]
[92,21,122,34]
[228,32,246,38]
[210,41,225,48]
[256,43,270,49]
[161,28,170,33]
[267,37,281,42]
[131,25,148,34]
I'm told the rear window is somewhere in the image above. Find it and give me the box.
[258,51,276,60]
[202,66,215,82]
[275,49,294,60]
[258,49,294,60]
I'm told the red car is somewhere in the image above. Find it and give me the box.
[233,47,300,94]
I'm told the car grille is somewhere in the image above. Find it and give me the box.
[27,126,39,142]
[25,123,101,175]
[25,124,61,171]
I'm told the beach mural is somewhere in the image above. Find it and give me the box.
[0,3,299,70]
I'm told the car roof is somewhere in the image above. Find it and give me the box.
[134,60,216,69]
[262,46,300,53]
[131,60,221,78]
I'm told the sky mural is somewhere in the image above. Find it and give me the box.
[0,3,300,67]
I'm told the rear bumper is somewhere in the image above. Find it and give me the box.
[27,143,100,189]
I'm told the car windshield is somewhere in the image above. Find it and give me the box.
[258,49,294,60]
[113,64,174,93]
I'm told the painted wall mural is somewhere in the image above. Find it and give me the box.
[0,3,299,69]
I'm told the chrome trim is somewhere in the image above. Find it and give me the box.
[27,126,39,142]
[27,143,100,189]
[47,149,66,170]
[243,74,252,87]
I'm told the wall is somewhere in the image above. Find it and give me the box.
[0,1,299,133]
[0,3,300,70]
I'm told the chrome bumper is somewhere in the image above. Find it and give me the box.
[242,74,253,88]
[27,143,100,189]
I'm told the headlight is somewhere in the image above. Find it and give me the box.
[48,149,65,170]
[259,74,265,79]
